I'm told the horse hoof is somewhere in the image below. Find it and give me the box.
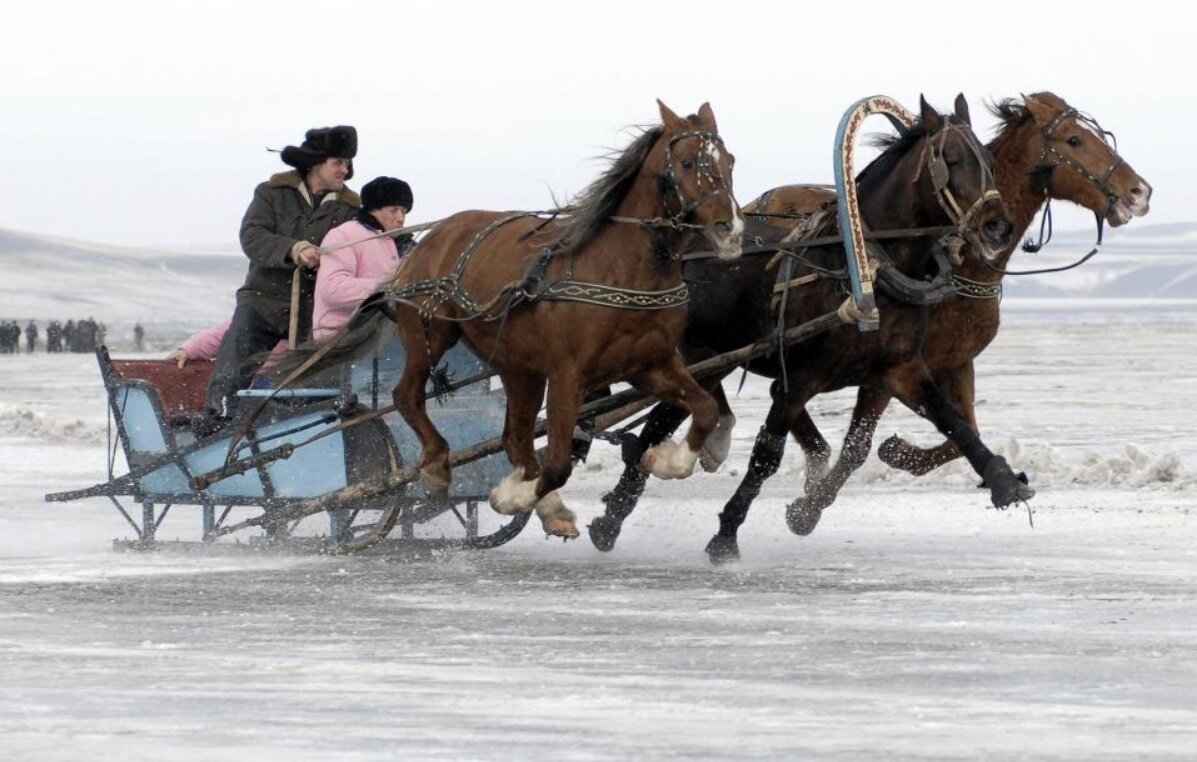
[588,515,623,552]
[705,534,740,564]
[641,440,698,480]
[542,519,580,540]
[699,413,736,472]
[534,491,578,538]
[489,468,537,515]
[982,456,1035,508]
[878,434,915,470]
[786,498,823,536]
[419,469,450,504]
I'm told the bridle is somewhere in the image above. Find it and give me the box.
[915,119,1003,242]
[989,107,1127,276]
[658,129,736,228]
[1035,107,1124,214]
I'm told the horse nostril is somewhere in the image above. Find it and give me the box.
[714,221,733,237]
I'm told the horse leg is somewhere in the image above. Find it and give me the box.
[533,372,586,538]
[786,384,892,536]
[631,356,719,480]
[887,363,1034,508]
[698,380,736,472]
[489,370,545,516]
[393,318,456,502]
[790,409,832,494]
[878,362,974,475]
[589,401,689,552]
[704,387,801,564]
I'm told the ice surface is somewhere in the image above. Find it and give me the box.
[2,302,1195,760]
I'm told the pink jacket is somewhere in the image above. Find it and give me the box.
[313,219,403,339]
[179,319,287,371]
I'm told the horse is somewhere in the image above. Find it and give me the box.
[277,101,743,540]
[588,95,1022,561]
[753,92,1152,536]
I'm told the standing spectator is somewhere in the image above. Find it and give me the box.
[133,323,145,352]
[63,319,76,352]
[25,320,38,353]
[312,176,415,339]
[203,125,361,422]
[46,320,62,353]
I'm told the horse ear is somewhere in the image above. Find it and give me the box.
[1022,93,1058,126]
[919,95,943,130]
[696,102,718,131]
[954,93,972,125]
[658,100,684,131]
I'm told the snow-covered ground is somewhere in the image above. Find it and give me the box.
[1,300,1195,760]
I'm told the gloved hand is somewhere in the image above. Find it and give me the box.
[290,240,321,269]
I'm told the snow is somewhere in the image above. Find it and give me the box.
[2,297,1196,760]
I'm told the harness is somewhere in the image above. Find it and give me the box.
[383,129,733,324]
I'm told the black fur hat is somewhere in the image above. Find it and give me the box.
[280,125,358,171]
[361,176,414,212]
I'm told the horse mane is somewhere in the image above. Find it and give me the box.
[987,97,1031,135]
[856,117,939,192]
[550,126,664,253]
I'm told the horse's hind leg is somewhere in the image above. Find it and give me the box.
[787,384,891,536]
[393,316,456,501]
[631,356,718,480]
[878,362,974,475]
[488,369,580,539]
[790,409,833,492]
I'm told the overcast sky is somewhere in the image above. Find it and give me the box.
[1,0,1189,249]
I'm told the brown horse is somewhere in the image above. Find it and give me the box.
[757,92,1151,535]
[283,101,743,539]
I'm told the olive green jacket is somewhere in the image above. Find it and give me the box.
[236,170,361,334]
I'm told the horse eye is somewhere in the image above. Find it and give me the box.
[680,159,695,170]
[1067,135,1083,147]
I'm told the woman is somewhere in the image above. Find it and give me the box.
[312,176,415,339]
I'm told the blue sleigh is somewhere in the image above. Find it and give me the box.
[45,340,528,551]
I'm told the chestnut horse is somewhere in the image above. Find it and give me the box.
[589,96,1021,560]
[280,102,743,539]
[760,92,1152,538]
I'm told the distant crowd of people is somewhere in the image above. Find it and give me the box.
[0,318,118,354]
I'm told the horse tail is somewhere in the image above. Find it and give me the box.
[271,291,396,386]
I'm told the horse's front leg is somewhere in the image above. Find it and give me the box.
[698,379,737,472]
[786,384,891,536]
[888,363,1033,508]
[589,400,689,552]
[705,384,805,563]
[877,362,974,475]
[489,370,544,515]
[630,355,718,480]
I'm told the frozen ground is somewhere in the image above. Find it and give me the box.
[1,305,1196,760]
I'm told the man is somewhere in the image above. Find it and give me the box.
[312,176,415,339]
[203,125,361,422]
[25,320,37,353]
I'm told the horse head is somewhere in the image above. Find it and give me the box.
[655,101,744,260]
[1017,91,1151,227]
[879,95,1013,262]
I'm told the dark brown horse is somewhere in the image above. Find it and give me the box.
[281,102,743,539]
[760,92,1151,536]
[589,95,1021,560]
